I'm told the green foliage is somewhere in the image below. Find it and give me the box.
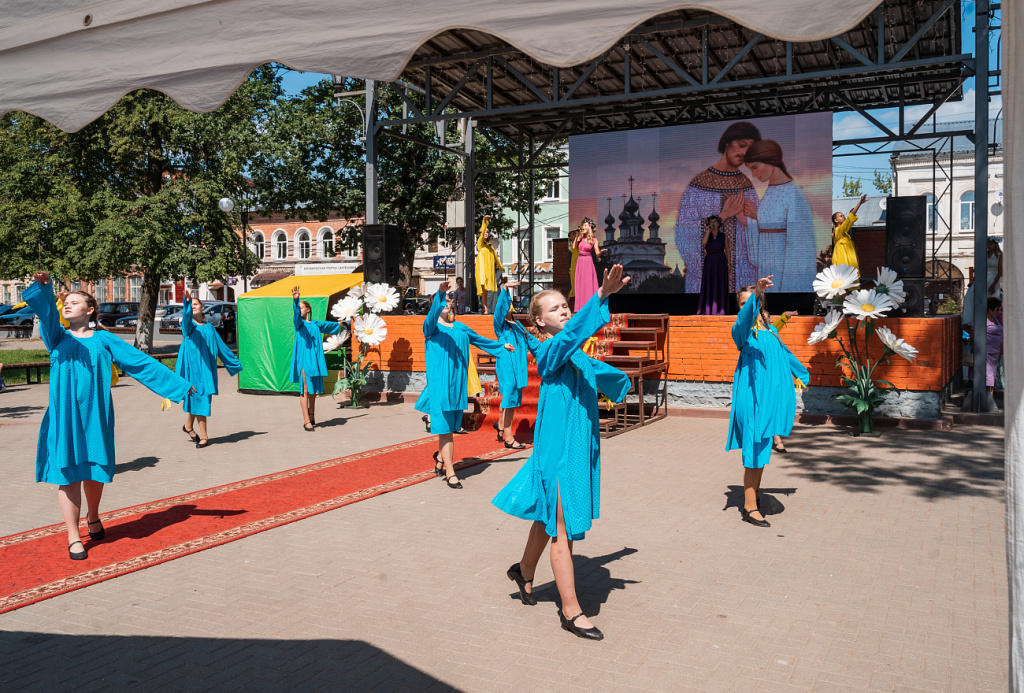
[331,344,375,407]
[830,316,898,432]
[936,296,960,315]
[841,175,863,198]
[872,169,893,195]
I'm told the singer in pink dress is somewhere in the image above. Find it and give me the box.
[572,218,601,311]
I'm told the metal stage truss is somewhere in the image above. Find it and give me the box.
[353,0,1001,410]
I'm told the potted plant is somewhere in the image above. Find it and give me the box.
[808,265,919,435]
[326,282,398,408]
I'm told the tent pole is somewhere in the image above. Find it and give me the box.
[528,134,535,298]
[365,79,378,226]
[465,118,477,313]
[971,1,989,411]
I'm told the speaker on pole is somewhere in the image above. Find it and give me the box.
[885,196,926,316]
[362,224,400,285]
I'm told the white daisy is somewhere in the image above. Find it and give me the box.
[330,296,362,322]
[364,283,400,314]
[347,282,369,300]
[353,313,387,346]
[842,289,895,321]
[874,325,918,361]
[807,310,844,345]
[813,264,860,299]
[322,329,350,352]
[874,267,906,306]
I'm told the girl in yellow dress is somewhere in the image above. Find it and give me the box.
[831,194,867,270]
[476,215,504,314]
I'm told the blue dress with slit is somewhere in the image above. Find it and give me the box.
[175,306,243,416]
[290,299,341,394]
[492,289,532,409]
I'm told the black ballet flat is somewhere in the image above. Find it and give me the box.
[445,475,463,489]
[182,425,199,443]
[433,451,444,477]
[504,439,527,450]
[506,563,537,606]
[741,509,771,528]
[303,423,315,432]
[69,540,87,561]
[453,428,468,435]
[559,610,603,641]
[87,519,105,541]
[196,438,210,449]
[422,415,430,433]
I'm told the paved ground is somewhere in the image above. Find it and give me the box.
[0,375,1008,692]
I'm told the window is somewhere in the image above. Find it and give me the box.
[544,178,560,200]
[130,276,142,302]
[544,225,562,261]
[71,281,81,292]
[251,231,265,259]
[95,281,106,303]
[274,230,288,260]
[113,277,126,300]
[15,285,24,303]
[318,227,335,258]
[296,229,311,260]
[960,191,975,231]
[342,226,360,258]
[924,193,937,232]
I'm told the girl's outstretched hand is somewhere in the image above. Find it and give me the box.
[598,265,631,300]
[291,286,300,301]
[32,272,51,285]
[437,280,450,294]
[754,275,774,297]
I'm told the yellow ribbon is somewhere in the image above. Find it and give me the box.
[794,379,807,392]
[160,398,173,411]
[598,394,614,411]
[582,336,598,356]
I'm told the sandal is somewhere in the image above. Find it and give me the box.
[303,423,315,432]
[182,425,199,443]
[196,438,210,449]
[445,475,463,489]
[433,451,444,477]
[69,540,87,561]
[87,519,105,541]
[503,439,527,450]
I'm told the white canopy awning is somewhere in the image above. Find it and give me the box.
[0,0,889,132]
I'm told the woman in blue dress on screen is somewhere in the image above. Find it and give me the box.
[742,140,818,293]
[493,265,632,641]
[24,273,192,561]
[291,286,342,431]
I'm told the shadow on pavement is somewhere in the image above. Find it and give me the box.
[0,632,460,692]
[115,456,160,474]
[0,404,44,419]
[722,485,796,517]
[100,505,248,544]
[313,414,367,428]
[209,430,267,444]
[527,547,640,615]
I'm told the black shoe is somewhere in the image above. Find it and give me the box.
[742,509,770,527]
[182,425,199,443]
[453,428,468,435]
[87,519,105,541]
[303,423,315,432]
[422,414,430,433]
[196,438,210,449]
[559,610,603,640]
[445,475,463,489]
[69,540,87,561]
[504,439,527,450]
[492,422,500,432]
[433,451,444,477]
[506,563,537,606]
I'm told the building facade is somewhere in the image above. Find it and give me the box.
[497,162,569,291]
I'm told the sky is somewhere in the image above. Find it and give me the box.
[276,2,1001,200]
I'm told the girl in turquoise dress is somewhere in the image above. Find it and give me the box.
[24,273,192,561]
[422,281,512,489]
[176,289,243,448]
[727,275,810,528]
[291,286,342,431]
[492,280,532,449]
[492,265,632,641]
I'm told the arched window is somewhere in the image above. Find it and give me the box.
[342,225,360,257]
[95,280,107,303]
[250,230,265,259]
[296,229,311,260]
[113,277,126,300]
[318,227,335,258]
[960,191,975,231]
[130,276,142,302]
[273,230,288,260]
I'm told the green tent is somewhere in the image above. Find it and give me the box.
[237,273,363,394]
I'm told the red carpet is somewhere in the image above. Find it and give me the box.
[0,426,521,615]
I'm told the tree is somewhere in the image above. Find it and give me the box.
[0,68,280,351]
[872,169,893,195]
[841,175,864,198]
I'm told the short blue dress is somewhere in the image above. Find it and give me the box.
[25,281,191,485]
[492,294,631,540]
[493,289,532,409]
[726,293,810,469]
[290,298,342,394]
[421,290,506,435]
[175,306,243,416]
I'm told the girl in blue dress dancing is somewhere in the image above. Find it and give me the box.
[728,276,810,528]
[24,273,192,560]
[422,280,513,489]
[291,286,343,431]
[492,280,531,449]
[176,289,243,448]
[492,265,632,640]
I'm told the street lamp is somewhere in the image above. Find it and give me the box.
[219,196,252,295]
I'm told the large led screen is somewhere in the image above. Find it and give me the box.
[568,113,833,295]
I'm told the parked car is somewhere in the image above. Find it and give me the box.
[164,302,235,329]
[0,306,36,326]
[114,314,140,328]
[157,304,184,328]
[97,302,139,327]
[0,304,15,318]
[154,304,181,319]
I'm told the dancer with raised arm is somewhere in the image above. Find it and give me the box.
[476,215,504,314]
[422,281,514,489]
[728,276,810,528]
[176,289,243,448]
[24,273,191,560]
[492,279,532,449]
[493,265,632,640]
[831,194,867,271]
[291,286,342,431]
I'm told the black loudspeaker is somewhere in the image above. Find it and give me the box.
[885,196,927,278]
[885,196,926,316]
[362,224,400,285]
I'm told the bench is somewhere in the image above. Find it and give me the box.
[2,324,32,339]
[3,361,48,384]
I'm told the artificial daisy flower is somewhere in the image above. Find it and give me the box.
[874,267,906,306]
[807,310,844,345]
[842,289,895,321]
[323,329,350,352]
[353,313,387,346]
[347,282,369,300]
[874,325,918,361]
[365,283,400,313]
[330,295,362,322]
[813,264,860,299]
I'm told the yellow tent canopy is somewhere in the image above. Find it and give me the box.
[240,273,363,300]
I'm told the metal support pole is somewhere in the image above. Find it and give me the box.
[241,210,249,295]
[971,0,990,411]
[365,79,379,226]
[464,118,477,312]
[528,135,536,298]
